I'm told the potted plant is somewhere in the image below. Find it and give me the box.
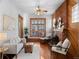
[24,27,28,39]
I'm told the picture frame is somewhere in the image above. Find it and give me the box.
[3,15,16,31]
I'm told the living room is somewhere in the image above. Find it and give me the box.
[0,0,79,59]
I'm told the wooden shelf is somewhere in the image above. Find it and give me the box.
[30,18,46,37]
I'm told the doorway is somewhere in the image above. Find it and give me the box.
[18,15,24,38]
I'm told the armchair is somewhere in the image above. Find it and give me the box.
[51,38,71,55]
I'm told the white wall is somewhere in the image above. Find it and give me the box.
[23,14,29,29]
[0,0,20,39]
[23,13,30,35]
[46,16,52,36]
[0,16,3,32]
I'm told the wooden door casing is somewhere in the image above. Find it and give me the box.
[18,15,24,38]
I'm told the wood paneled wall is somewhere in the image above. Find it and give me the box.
[52,1,67,27]
[67,28,78,57]
[67,0,77,28]
[67,0,79,57]
[52,0,78,58]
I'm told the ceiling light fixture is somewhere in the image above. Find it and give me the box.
[34,0,48,15]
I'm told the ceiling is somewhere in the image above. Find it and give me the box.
[11,0,65,16]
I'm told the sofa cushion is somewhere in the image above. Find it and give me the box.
[9,37,21,44]
[0,40,8,45]
[10,39,16,44]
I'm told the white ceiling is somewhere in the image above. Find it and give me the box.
[11,0,65,16]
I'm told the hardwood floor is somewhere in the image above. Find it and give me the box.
[40,43,51,59]
[28,41,74,59]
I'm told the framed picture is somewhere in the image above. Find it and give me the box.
[3,15,16,31]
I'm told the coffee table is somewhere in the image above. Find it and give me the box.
[24,43,33,53]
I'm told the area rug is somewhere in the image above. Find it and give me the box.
[13,44,40,59]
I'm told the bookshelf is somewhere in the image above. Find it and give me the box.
[30,18,46,37]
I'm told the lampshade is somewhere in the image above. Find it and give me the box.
[0,32,7,40]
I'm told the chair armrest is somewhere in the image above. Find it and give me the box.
[54,45,68,51]
[55,46,62,50]
[55,45,68,49]
[62,47,68,52]
[21,38,26,44]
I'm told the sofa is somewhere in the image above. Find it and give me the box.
[3,37,26,54]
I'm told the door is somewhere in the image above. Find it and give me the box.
[18,15,24,38]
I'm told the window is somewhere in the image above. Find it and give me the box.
[72,3,79,23]
[30,18,46,37]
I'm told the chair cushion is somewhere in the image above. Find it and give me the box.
[56,41,62,47]
[62,38,70,49]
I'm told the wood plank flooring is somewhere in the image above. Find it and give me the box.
[28,42,74,59]
[40,43,51,59]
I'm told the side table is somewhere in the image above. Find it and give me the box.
[24,43,33,53]
[0,47,8,59]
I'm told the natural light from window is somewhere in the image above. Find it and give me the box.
[72,3,79,23]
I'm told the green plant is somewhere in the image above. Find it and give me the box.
[24,27,28,35]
